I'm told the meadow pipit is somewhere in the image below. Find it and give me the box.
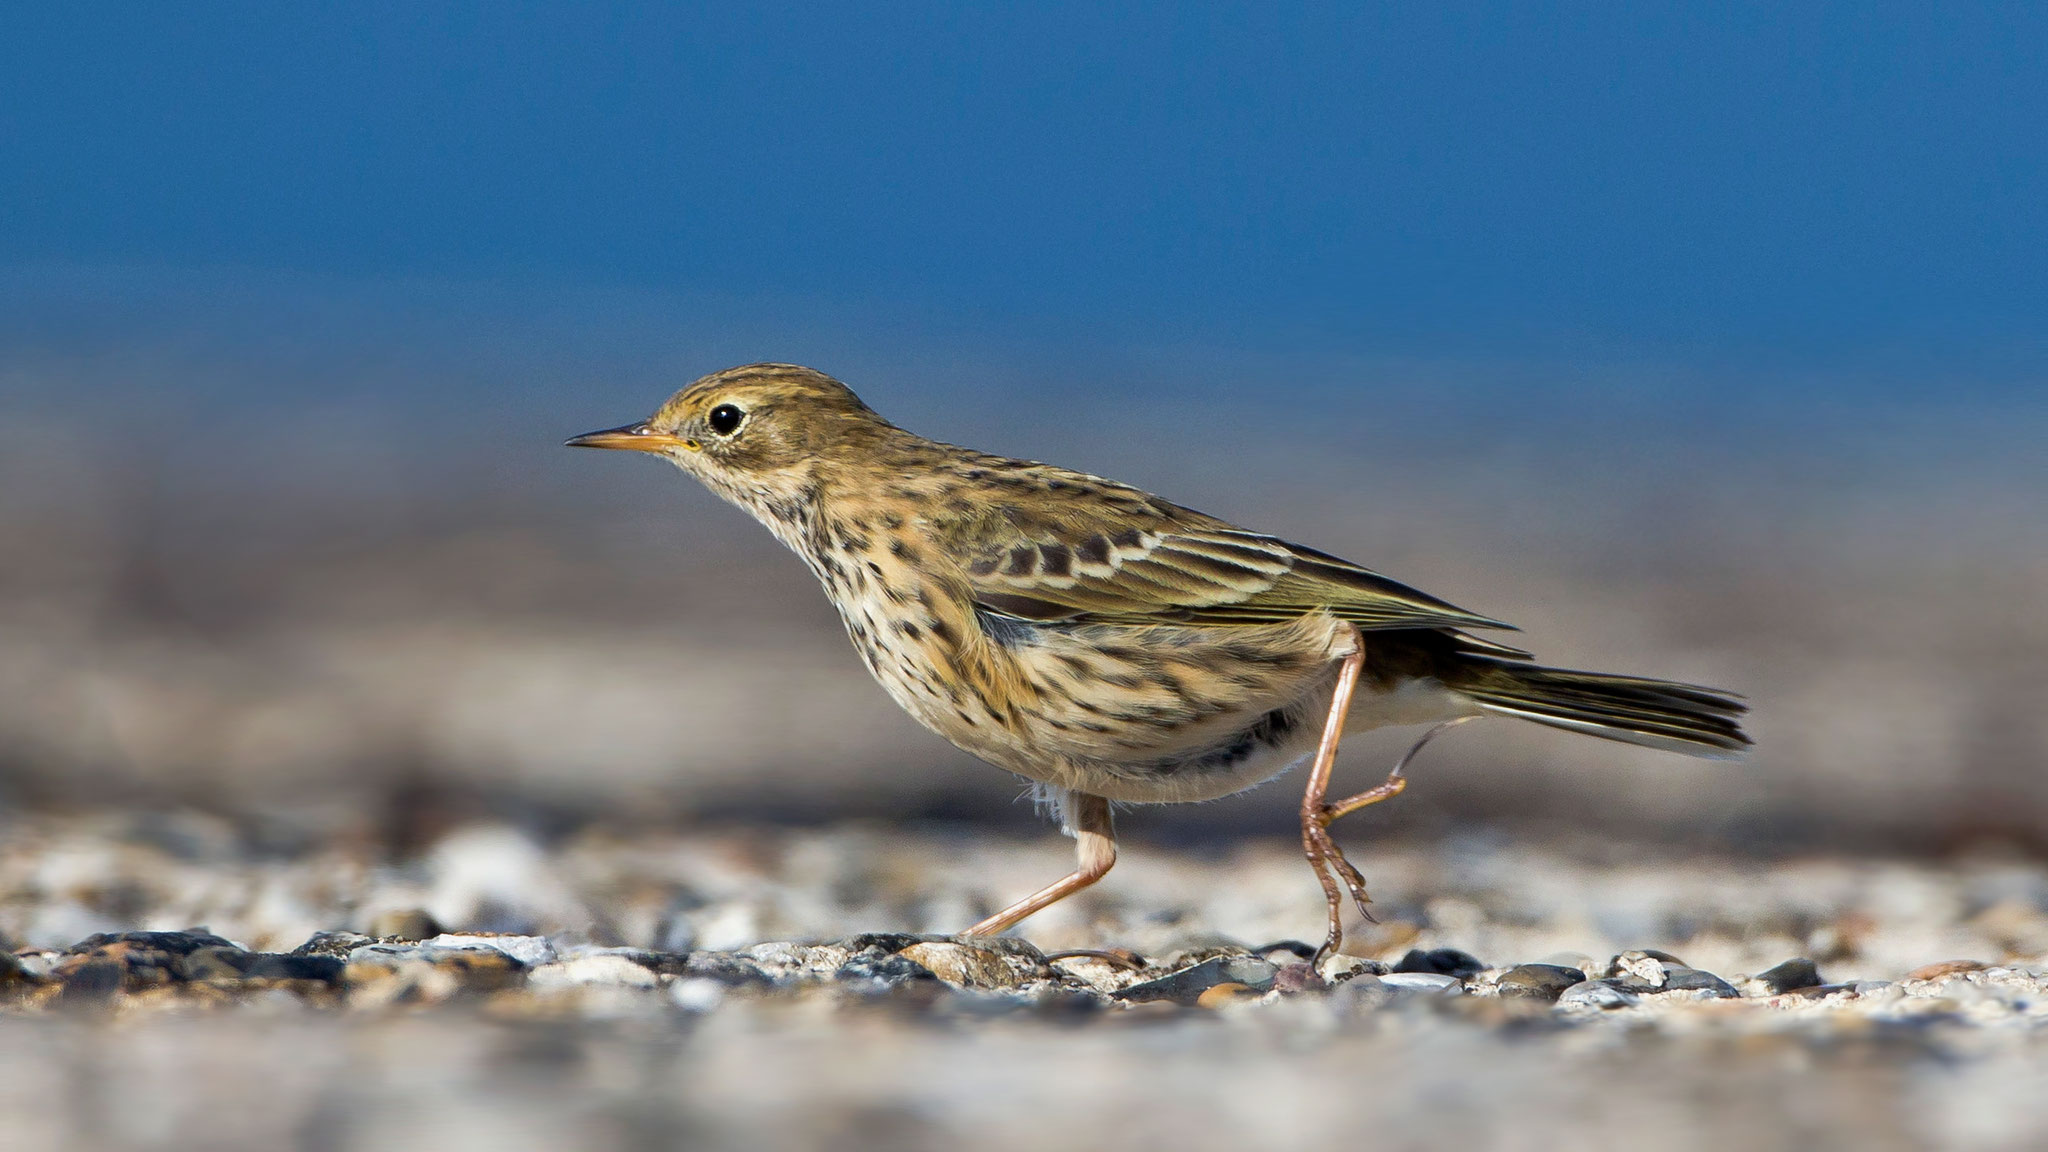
[570,364,1748,959]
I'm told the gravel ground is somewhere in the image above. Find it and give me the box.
[6,811,2048,1151]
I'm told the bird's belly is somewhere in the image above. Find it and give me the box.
[934,612,1359,803]
[1062,674,1478,804]
[842,599,1474,806]
[1082,695,1327,803]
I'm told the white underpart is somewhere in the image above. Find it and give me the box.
[1342,676,1481,735]
[1119,674,1482,807]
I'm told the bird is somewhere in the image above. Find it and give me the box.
[568,363,1748,960]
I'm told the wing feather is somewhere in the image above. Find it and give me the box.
[944,496,1513,636]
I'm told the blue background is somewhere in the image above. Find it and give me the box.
[5,2,2044,383]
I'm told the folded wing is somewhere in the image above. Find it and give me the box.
[943,494,1523,652]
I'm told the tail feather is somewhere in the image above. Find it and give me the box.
[1454,660,1751,759]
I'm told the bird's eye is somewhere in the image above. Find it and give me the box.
[707,404,744,435]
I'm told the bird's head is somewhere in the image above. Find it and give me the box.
[568,363,892,507]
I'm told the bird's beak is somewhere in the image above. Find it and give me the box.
[564,422,693,452]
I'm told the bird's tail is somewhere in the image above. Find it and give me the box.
[1452,659,1751,759]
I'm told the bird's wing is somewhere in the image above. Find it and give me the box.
[938,495,1518,639]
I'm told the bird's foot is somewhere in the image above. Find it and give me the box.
[1301,813,1377,966]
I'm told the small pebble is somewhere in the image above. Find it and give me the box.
[1114,955,1279,1005]
[1658,967,1739,998]
[1325,974,1392,1012]
[178,947,259,983]
[676,953,773,988]
[52,931,244,992]
[1271,962,1326,994]
[834,950,940,990]
[424,933,557,967]
[527,954,659,990]
[1906,959,1987,982]
[669,977,727,1012]
[0,951,43,993]
[1609,948,1688,969]
[1378,972,1463,994]
[898,939,1047,990]
[1740,958,1823,997]
[1196,982,1263,1008]
[342,943,526,1006]
[12,952,61,980]
[1608,950,1677,990]
[291,932,377,960]
[1316,954,1386,982]
[1557,979,1639,1010]
[58,959,125,1007]
[1496,963,1586,1003]
[1393,948,1486,978]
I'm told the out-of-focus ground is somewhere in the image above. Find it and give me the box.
[8,814,2048,1151]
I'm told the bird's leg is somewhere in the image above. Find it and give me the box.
[1300,627,1368,963]
[963,792,1116,937]
[1322,716,1476,822]
[1306,715,1480,963]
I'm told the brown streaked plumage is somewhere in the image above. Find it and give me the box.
[569,362,1749,961]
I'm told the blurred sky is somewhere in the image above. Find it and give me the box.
[3,1,2045,399]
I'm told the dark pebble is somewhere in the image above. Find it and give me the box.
[1032,988,1103,1019]
[178,946,259,982]
[1113,955,1279,1004]
[1747,958,1823,995]
[1607,949,1688,991]
[58,959,125,1006]
[53,930,247,992]
[1497,963,1587,1002]
[173,946,346,986]
[839,932,934,954]
[671,953,774,987]
[834,951,941,988]
[1660,967,1739,998]
[292,932,379,960]
[1325,974,1393,1012]
[1557,979,1639,1010]
[1271,962,1327,994]
[66,930,238,957]
[0,950,41,991]
[1393,948,1487,978]
[244,954,346,983]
